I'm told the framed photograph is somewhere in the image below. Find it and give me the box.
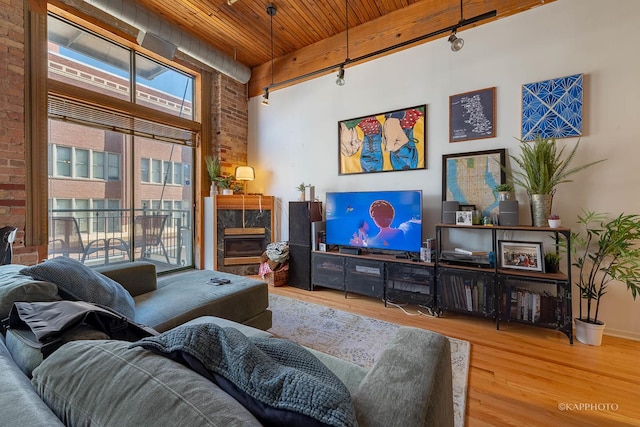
[499,240,544,272]
[522,73,583,140]
[442,149,506,217]
[455,211,473,226]
[339,105,426,175]
[449,87,496,142]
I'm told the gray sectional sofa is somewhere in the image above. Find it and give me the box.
[0,260,454,426]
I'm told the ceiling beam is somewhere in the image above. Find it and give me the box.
[248,0,554,97]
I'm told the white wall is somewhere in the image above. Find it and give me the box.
[248,0,640,340]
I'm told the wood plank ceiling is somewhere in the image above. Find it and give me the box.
[131,0,553,96]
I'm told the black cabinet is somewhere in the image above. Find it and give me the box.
[345,257,385,299]
[311,252,345,291]
[288,201,322,290]
[386,263,435,307]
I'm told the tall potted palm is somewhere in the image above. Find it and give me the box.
[571,211,640,345]
[508,136,605,226]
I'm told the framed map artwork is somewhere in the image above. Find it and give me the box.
[449,87,496,142]
[442,149,506,217]
[522,73,583,140]
[338,105,426,175]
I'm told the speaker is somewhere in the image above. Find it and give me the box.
[442,201,460,224]
[499,200,519,226]
[339,247,361,255]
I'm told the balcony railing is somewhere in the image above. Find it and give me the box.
[48,207,192,272]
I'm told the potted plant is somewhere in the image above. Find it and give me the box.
[296,182,310,201]
[494,183,514,201]
[543,251,561,273]
[548,214,561,228]
[571,210,640,345]
[216,175,235,195]
[508,136,605,227]
[205,156,221,196]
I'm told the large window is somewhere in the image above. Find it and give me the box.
[47,13,198,273]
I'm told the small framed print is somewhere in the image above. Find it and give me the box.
[459,204,476,211]
[455,211,473,226]
[499,240,544,272]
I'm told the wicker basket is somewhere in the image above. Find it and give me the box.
[265,268,288,287]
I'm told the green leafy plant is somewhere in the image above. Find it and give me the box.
[204,155,221,183]
[572,210,640,324]
[508,136,606,194]
[494,183,514,192]
[215,175,235,189]
[543,251,561,273]
[296,182,310,192]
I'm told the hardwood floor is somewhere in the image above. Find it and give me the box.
[268,285,640,426]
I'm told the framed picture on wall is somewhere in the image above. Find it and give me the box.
[522,73,583,140]
[338,105,426,175]
[449,87,496,142]
[442,149,506,217]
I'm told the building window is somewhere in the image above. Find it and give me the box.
[75,149,89,178]
[163,162,173,185]
[56,146,72,177]
[141,158,150,182]
[173,162,182,185]
[107,153,120,181]
[151,159,162,184]
[93,152,105,179]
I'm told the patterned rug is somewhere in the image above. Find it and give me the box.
[267,294,470,427]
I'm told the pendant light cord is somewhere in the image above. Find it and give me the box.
[345,0,349,61]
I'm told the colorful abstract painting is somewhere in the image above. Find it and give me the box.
[521,73,583,141]
[339,105,426,175]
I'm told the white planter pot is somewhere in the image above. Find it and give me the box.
[222,189,233,195]
[575,318,605,346]
[548,219,561,228]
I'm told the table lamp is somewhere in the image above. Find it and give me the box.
[235,165,255,194]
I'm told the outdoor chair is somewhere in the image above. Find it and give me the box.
[0,226,18,265]
[105,214,171,265]
[48,217,107,264]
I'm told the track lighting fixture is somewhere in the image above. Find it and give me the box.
[449,0,466,52]
[261,88,269,106]
[448,31,464,52]
[336,66,345,86]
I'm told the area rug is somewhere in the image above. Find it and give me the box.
[267,294,470,427]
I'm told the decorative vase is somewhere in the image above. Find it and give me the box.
[548,218,561,228]
[575,318,605,346]
[222,188,233,195]
[210,183,217,197]
[299,192,305,201]
[529,193,553,227]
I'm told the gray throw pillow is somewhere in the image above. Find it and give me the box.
[20,257,135,319]
[0,264,60,319]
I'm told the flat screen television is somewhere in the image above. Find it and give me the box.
[325,190,422,253]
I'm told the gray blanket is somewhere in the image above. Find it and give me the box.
[131,323,357,427]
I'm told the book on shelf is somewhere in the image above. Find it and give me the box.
[454,247,488,256]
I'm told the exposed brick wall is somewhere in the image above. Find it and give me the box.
[212,73,249,177]
[0,0,32,264]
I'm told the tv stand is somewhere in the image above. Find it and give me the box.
[311,250,436,310]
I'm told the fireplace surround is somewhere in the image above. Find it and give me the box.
[215,195,274,275]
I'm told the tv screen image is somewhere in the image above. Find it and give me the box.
[325,190,423,253]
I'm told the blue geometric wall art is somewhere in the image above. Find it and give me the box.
[521,73,583,140]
